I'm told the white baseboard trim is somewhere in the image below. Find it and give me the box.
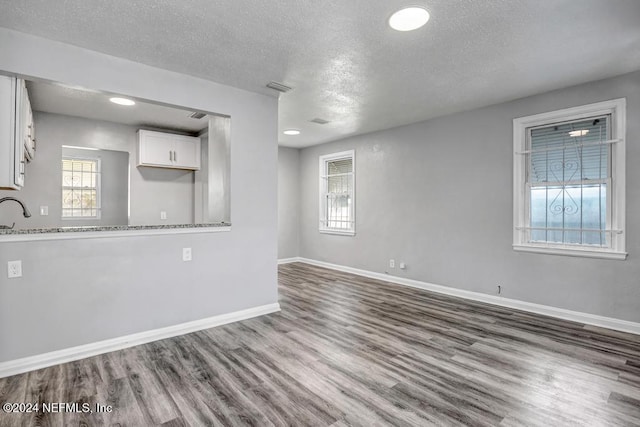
[0,303,280,379]
[278,257,302,265]
[294,258,640,336]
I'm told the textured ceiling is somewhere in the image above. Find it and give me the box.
[27,80,209,134]
[1,0,639,147]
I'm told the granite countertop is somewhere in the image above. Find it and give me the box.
[0,222,230,235]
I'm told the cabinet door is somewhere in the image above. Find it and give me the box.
[173,135,200,170]
[23,91,35,161]
[138,130,200,170]
[13,79,26,186]
[138,130,175,167]
[0,76,24,189]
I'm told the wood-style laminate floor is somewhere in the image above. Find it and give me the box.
[1,262,640,426]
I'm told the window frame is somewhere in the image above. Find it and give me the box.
[61,156,102,220]
[318,150,356,236]
[513,98,626,260]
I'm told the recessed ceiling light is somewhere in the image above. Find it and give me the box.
[109,97,135,106]
[569,129,589,137]
[389,7,430,31]
[283,129,301,136]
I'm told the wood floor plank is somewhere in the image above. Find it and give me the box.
[125,344,182,425]
[150,338,247,426]
[23,365,65,427]
[2,262,640,426]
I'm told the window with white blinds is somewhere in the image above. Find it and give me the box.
[62,157,101,219]
[513,99,626,259]
[319,150,355,235]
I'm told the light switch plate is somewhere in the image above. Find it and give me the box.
[40,206,49,216]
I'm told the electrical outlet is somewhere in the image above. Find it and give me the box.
[399,262,406,270]
[183,247,192,262]
[8,260,22,278]
[160,211,167,220]
[389,259,395,268]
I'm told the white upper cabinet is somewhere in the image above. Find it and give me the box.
[0,75,27,190]
[137,130,200,170]
[22,84,36,161]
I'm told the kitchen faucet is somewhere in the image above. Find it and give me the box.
[0,197,32,229]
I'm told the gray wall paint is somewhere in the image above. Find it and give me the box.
[132,167,194,226]
[278,147,299,259]
[0,113,133,228]
[0,28,278,362]
[62,146,129,227]
[297,70,640,323]
[0,112,197,228]
[195,115,231,224]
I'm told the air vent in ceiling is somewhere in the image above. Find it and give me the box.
[310,118,330,125]
[189,112,207,119]
[266,81,293,93]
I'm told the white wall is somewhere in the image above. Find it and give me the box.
[278,147,300,259]
[295,70,640,323]
[0,28,278,362]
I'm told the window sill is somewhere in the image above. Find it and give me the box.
[513,244,627,260]
[319,228,356,237]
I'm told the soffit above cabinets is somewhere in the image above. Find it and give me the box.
[1,0,639,147]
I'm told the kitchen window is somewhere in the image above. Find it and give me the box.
[513,99,626,259]
[319,150,355,235]
[62,157,101,219]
